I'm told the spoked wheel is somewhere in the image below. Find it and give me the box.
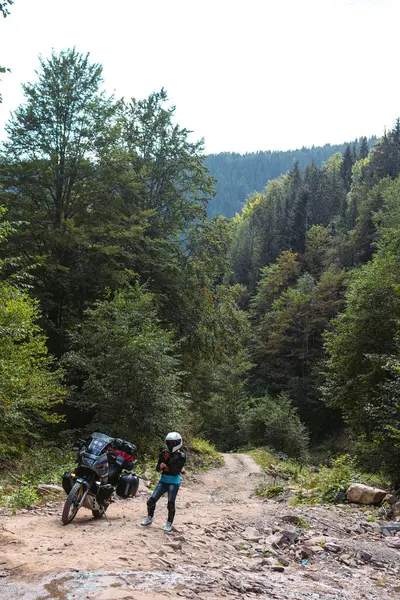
[92,507,105,519]
[62,481,85,525]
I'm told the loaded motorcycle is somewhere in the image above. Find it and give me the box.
[61,432,139,525]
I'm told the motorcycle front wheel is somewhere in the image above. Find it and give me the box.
[62,481,85,525]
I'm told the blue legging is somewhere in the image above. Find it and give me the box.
[147,481,180,523]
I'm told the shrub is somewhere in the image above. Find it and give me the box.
[254,484,284,499]
[242,393,309,459]
[62,286,187,448]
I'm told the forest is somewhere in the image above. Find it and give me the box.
[205,137,376,218]
[1,46,400,487]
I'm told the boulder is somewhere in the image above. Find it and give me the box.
[346,483,387,505]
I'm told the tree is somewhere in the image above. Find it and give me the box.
[305,225,330,277]
[119,88,215,239]
[242,393,309,459]
[1,52,214,354]
[0,0,12,18]
[0,208,63,462]
[252,264,345,436]
[341,145,355,193]
[359,136,369,160]
[62,286,186,447]
[0,283,64,462]
[0,0,13,102]
[251,250,300,317]
[322,175,400,466]
[1,49,117,351]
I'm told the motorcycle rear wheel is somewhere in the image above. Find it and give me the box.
[62,481,84,525]
[92,508,105,519]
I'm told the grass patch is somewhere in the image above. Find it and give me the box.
[292,516,310,529]
[0,445,75,510]
[249,447,388,506]
[254,484,284,499]
[188,437,224,471]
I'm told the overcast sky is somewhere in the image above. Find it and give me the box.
[0,0,399,153]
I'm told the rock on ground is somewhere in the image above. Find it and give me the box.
[347,483,387,505]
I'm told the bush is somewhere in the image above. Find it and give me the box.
[0,445,75,510]
[62,286,187,448]
[254,484,284,499]
[242,393,309,459]
[292,454,387,505]
[0,283,65,465]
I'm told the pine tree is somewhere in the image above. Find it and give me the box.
[341,145,354,193]
[359,136,369,159]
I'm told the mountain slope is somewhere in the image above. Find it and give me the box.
[205,137,376,217]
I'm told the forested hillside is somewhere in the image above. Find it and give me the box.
[1,47,400,488]
[206,138,376,217]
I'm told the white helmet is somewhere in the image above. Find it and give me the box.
[166,432,182,453]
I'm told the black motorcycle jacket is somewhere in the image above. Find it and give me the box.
[156,449,186,476]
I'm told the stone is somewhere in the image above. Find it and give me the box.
[304,536,330,547]
[274,530,299,547]
[37,484,64,493]
[242,527,261,542]
[261,557,275,566]
[383,494,396,505]
[346,483,387,505]
[358,550,372,562]
[282,515,299,525]
[300,546,313,559]
[339,553,354,566]
[166,541,182,551]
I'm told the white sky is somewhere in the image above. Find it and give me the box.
[0,0,399,154]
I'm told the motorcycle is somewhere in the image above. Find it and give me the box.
[61,432,139,525]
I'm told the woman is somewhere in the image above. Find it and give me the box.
[141,431,186,533]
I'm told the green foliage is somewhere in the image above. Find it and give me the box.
[188,437,223,470]
[1,52,213,355]
[2,46,400,487]
[206,137,376,218]
[62,285,186,448]
[0,445,75,510]
[301,455,356,503]
[322,177,400,483]
[254,484,284,499]
[249,447,277,470]
[0,0,13,17]
[0,282,64,463]
[305,225,330,277]
[242,393,309,459]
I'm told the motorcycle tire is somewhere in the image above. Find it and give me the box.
[92,508,105,519]
[62,481,84,525]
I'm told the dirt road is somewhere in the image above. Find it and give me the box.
[0,454,399,599]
